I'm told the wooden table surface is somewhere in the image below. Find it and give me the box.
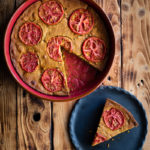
[0,0,150,149]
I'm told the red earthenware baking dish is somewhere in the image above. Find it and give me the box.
[4,0,115,102]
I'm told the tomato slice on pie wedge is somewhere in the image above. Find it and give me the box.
[103,108,125,130]
[92,133,106,145]
[20,52,38,72]
[19,22,42,46]
[82,37,106,63]
[47,36,72,62]
[39,0,64,25]
[41,68,64,92]
[69,8,94,35]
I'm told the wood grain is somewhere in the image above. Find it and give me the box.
[52,0,121,149]
[53,101,76,150]
[121,0,150,149]
[0,0,16,150]
[17,89,51,150]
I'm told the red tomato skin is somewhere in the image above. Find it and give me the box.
[41,68,64,92]
[38,1,64,25]
[69,8,94,35]
[103,108,125,130]
[82,37,106,63]
[20,52,38,73]
[19,22,42,46]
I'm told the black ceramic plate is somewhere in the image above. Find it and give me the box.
[69,86,148,150]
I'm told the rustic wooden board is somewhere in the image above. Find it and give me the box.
[17,88,51,150]
[0,0,17,150]
[53,0,121,149]
[121,0,150,149]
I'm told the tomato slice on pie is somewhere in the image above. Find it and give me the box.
[103,108,124,130]
[69,8,94,35]
[47,36,72,62]
[92,99,138,146]
[39,0,64,25]
[20,52,38,73]
[19,22,42,46]
[58,37,73,52]
[41,69,64,92]
[92,133,106,146]
[82,37,106,63]
[47,37,62,62]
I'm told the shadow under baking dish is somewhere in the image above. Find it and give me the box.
[4,0,115,101]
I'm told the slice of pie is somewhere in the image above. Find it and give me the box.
[92,99,138,146]
[62,50,98,93]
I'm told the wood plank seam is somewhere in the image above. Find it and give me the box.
[120,0,124,88]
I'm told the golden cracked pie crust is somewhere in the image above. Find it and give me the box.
[10,0,109,95]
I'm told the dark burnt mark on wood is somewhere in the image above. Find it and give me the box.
[53,112,56,118]
[132,71,137,83]
[26,130,36,150]
[129,50,132,59]
[37,132,43,141]
[108,13,113,21]
[63,145,69,150]
[43,144,49,150]
[122,33,126,40]
[138,8,145,17]
[31,80,35,86]
[1,123,4,135]
[117,0,121,7]
[0,138,4,144]
[122,3,129,11]
[130,15,133,43]
[127,70,130,80]
[29,95,45,109]
[131,0,134,6]
[145,65,148,70]
[28,145,36,150]
[130,71,134,81]
[124,70,137,84]
[112,19,118,26]
[44,114,50,123]
[23,100,28,116]
[147,24,150,45]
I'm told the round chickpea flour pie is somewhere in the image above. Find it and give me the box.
[10,0,109,96]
